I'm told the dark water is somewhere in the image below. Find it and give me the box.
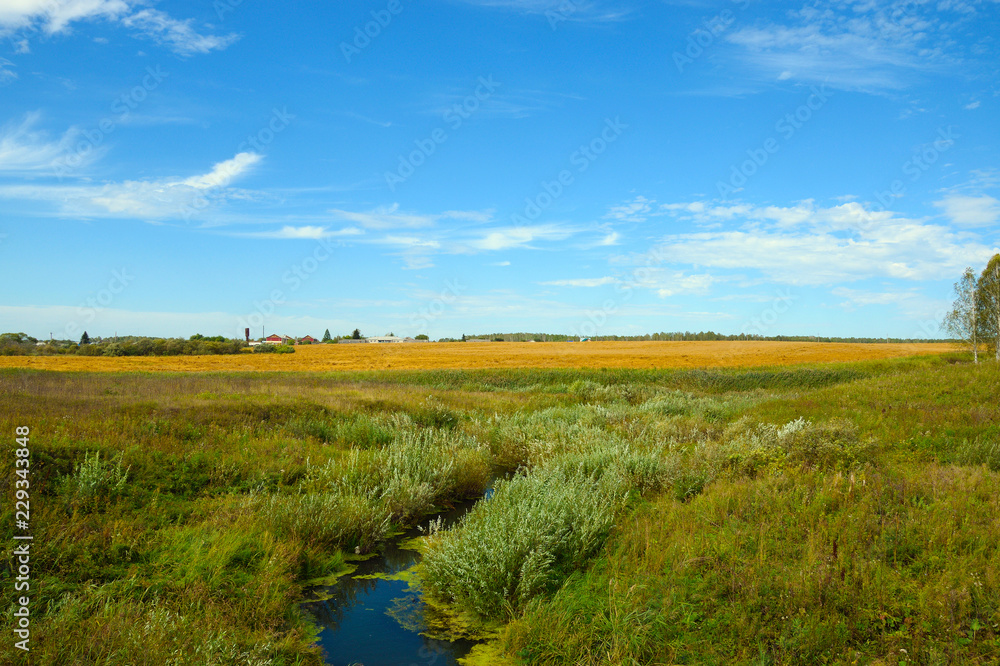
[302,497,486,666]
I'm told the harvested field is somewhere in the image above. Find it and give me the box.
[0,340,956,372]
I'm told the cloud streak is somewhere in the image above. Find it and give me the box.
[0,0,237,56]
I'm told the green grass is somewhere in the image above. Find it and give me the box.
[1,354,997,664]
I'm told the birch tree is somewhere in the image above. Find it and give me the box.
[976,254,1000,361]
[944,267,980,363]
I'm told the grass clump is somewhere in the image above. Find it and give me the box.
[501,465,1000,665]
[716,416,876,476]
[422,446,667,624]
[63,450,130,509]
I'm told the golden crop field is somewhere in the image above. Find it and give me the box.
[0,340,957,372]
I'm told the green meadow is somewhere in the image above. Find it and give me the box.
[2,353,999,664]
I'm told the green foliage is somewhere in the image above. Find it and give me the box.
[1,352,996,664]
[190,333,228,342]
[253,343,295,354]
[422,445,670,622]
[503,466,1000,665]
[322,328,332,342]
[63,451,130,509]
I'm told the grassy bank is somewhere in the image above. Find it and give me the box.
[1,352,996,664]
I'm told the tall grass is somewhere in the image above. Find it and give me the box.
[0,354,995,664]
[501,465,1000,664]
[421,445,669,624]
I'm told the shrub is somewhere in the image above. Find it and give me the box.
[421,448,663,622]
[252,343,295,354]
[718,417,875,476]
[64,451,130,509]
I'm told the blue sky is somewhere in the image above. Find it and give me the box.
[1,0,998,341]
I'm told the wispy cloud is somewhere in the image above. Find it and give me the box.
[0,57,16,84]
[717,1,991,93]
[0,152,262,219]
[450,0,631,23]
[541,276,617,287]
[424,87,584,120]
[342,111,392,128]
[832,286,949,319]
[463,223,575,251]
[330,204,445,230]
[0,1,237,56]
[120,9,239,55]
[236,225,364,240]
[934,194,1000,227]
[0,112,102,174]
[616,197,999,285]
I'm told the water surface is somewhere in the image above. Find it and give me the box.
[302,499,483,666]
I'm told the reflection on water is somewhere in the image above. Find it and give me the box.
[301,498,483,666]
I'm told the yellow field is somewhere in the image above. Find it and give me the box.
[0,341,957,372]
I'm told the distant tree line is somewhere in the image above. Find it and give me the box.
[0,333,246,357]
[465,332,950,343]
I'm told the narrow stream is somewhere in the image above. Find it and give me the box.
[301,494,487,666]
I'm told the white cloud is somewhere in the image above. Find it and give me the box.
[934,195,1000,227]
[182,153,263,190]
[451,0,630,23]
[597,231,621,246]
[541,276,617,287]
[0,151,262,219]
[330,204,440,230]
[623,198,998,285]
[656,273,715,298]
[239,226,364,240]
[0,0,130,34]
[0,112,102,173]
[465,224,573,251]
[831,287,950,320]
[604,195,653,222]
[965,100,981,110]
[0,57,17,84]
[120,9,239,56]
[719,1,988,92]
[0,1,237,56]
